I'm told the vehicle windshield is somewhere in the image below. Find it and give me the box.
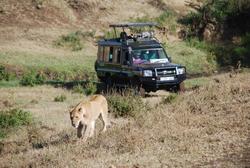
[131,48,169,64]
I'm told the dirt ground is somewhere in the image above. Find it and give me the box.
[0,72,249,167]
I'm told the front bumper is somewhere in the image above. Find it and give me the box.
[140,74,186,91]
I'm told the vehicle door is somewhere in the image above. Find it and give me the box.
[119,48,133,85]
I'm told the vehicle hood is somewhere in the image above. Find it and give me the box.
[134,62,182,69]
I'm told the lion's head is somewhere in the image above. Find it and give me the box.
[69,105,86,128]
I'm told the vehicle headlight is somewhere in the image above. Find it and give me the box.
[177,67,185,75]
[143,70,153,77]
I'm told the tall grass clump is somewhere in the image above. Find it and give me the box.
[55,31,84,51]
[0,109,32,139]
[131,10,177,33]
[20,71,45,86]
[161,93,178,104]
[84,81,97,95]
[107,91,148,118]
[72,82,97,95]
[0,65,15,81]
[54,95,67,102]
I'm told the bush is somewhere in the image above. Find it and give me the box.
[20,71,45,86]
[54,95,67,102]
[131,10,177,34]
[233,33,250,66]
[107,92,147,117]
[72,82,97,95]
[161,93,178,104]
[84,82,97,95]
[186,37,209,51]
[72,84,85,94]
[155,10,175,26]
[0,109,32,139]
[0,65,14,81]
[55,31,84,51]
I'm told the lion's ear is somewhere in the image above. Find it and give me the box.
[69,108,74,113]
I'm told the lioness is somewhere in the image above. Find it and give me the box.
[69,94,110,141]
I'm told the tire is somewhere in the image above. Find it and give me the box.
[134,83,146,97]
[137,85,146,97]
[129,78,145,97]
[104,76,113,92]
[177,81,185,92]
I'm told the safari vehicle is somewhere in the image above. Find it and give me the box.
[95,22,186,94]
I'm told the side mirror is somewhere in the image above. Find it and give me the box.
[168,56,172,63]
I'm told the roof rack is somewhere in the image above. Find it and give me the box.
[109,22,157,28]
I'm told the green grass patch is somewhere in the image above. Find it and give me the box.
[161,93,178,104]
[72,82,97,95]
[54,95,67,102]
[0,80,19,88]
[0,109,32,139]
[54,31,95,51]
[72,84,85,94]
[55,31,84,51]
[131,10,178,34]
[0,51,95,72]
[83,82,97,95]
[20,71,45,86]
[164,41,217,75]
[185,77,210,89]
[0,51,96,81]
[0,65,16,81]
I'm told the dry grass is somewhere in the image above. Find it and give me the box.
[0,0,249,167]
[0,72,249,167]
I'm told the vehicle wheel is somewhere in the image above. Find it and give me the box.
[177,82,185,92]
[138,85,146,97]
[104,76,113,92]
[131,78,146,97]
[134,83,145,97]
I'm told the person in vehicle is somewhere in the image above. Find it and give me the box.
[132,51,144,64]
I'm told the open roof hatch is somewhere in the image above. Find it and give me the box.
[109,22,158,41]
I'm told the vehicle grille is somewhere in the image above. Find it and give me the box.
[156,68,176,76]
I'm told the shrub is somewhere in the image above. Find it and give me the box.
[72,82,97,95]
[131,10,177,33]
[186,37,209,51]
[0,65,14,81]
[156,10,176,27]
[161,93,178,104]
[54,95,67,102]
[0,109,32,139]
[20,71,45,86]
[55,31,84,51]
[84,82,97,95]
[72,84,85,94]
[107,92,147,117]
[233,33,250,66]
[104,30,117,39]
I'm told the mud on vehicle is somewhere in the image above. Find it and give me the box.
[95,23,186,94]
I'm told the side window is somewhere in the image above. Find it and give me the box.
[122,50,130,65]
[117,48,121,64]
[112,47,121,64]
[104,47,110,62]
[102,46,121,64]
[109,47,113,63]
[98,46,104,61]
